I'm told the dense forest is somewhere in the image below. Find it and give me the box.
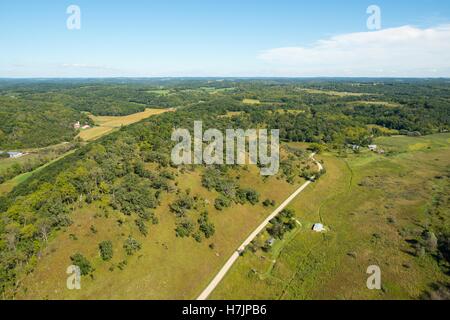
[0,78,449,297]
[0,96,90,149]
[1,78,449,149]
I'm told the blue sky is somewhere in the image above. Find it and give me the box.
[1,0,450,77]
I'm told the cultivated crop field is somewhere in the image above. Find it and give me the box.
[242,99,261,105]
[79,108,173,141]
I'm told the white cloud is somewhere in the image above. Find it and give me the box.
[259,25,450,77]
[61,63,116,70]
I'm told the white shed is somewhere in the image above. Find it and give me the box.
[8,152,24,159]
[312,223,325,232]
[266,238,276,247]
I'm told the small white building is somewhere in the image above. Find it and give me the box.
[74,121,81,129]
[266,238,276,247]
[312,223,325,233]
[368,145,378,151]
[8,152,25,159]
[82,125,91,130]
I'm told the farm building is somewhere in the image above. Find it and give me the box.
[348,144,360,151]
[312,223,325,232]
[368,145,378,151]
[4,152,25,159]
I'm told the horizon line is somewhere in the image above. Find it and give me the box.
[1,76,450,80]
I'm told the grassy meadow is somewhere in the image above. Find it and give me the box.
[348,100,402,108]
[242,99,261,105]
[17,163,301,299]
[211,133,450,300]
[298,88,368,97]
[10,133,450,300]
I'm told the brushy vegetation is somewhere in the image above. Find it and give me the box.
[70,253,94,276]
[98,241,113,261]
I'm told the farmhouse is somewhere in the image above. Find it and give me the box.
[73,121,81,129]
[368,145,378,151]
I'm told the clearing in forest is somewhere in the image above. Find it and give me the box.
[243,99,261,105]
[79,108,173,141]
[299,88,368,97]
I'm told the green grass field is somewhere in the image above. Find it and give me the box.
[348,101,401,108]
[16,162,301,299]
[13,134,450,300]
[210,133,450,300]
[146,89,171,96]
[299,88,368,97]
[243,99,261,105]
[146,87,235,96]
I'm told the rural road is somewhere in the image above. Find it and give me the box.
[197,153,323,300]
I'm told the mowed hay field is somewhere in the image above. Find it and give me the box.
[211,133,450,300]
[78,108,173,141]
[298,88,368,97]
[17,165,299,299]
[348,100,401,108]
[242,99,261,105]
